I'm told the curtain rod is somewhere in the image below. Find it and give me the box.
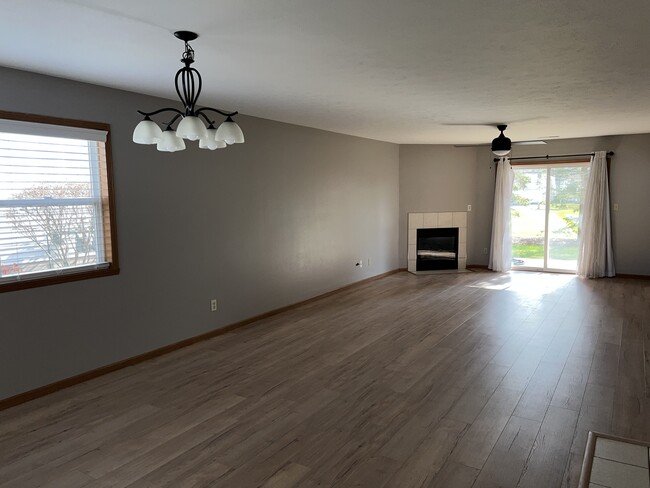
[493,151,614,163]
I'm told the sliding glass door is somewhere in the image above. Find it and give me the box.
[511,163,589,272]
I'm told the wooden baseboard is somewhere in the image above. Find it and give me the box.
[615,273,650,280]
[0,269,401,412]
[463,266,649,279]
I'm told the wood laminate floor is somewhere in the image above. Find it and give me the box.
[1,271,649,488]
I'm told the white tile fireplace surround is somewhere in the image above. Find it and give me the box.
[408,212,467,274]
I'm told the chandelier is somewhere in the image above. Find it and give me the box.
[132,31,244,152]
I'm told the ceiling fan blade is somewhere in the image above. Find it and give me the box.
[444,123,501,127]
[512,140,547,145]
[443,117,546,127]
[455,140,546,148]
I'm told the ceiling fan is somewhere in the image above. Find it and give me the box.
[454,124,546,156]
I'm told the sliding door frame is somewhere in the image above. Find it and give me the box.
[511,158,591,274]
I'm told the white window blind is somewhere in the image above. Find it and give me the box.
[0,127,108,284]
[0,120,107,142]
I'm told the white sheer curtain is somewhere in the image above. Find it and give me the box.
[489,157,514,272]
[577,151,615,278]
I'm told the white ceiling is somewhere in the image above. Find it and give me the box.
[2,0,650,144]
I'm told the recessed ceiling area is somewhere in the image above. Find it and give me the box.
[1,0,650,144]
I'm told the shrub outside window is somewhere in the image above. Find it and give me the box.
[0,111,118,292]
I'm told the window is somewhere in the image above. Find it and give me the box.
[0,111,118,292]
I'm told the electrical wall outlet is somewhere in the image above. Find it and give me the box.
[467,204,472,211]
[483,247,488,254]
[210,299,217,312]
[613,203,619,211]
[367,257,372,267]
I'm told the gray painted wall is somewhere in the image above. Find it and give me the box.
[398,145,485,265]
[3,64,650,402]
[0,67,399,400]
[399,136,650,275]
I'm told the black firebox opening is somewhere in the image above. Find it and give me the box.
[416,227,459,271]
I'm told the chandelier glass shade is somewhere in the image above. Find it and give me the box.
[132,118,163,144]
[199,126,227,150]
[157,129,186,152]
[133,31,244,152]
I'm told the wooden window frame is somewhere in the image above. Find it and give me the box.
[0,110,119,292]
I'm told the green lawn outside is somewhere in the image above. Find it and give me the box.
[512,244,543,259]
[512,243,579,261]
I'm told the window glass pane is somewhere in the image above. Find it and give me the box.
[548,165,590,271]
[511,168,547,269]
[0,131,106,282]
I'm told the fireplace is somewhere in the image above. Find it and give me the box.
[416,227,459,271]
[407,211,467,274]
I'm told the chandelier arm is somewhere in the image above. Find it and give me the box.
[197,112,215,126]
[164,113,183,129]
[186,70,194,113]
[137,108,185,118]
[191,68,202,114]
[184,70,191,112]
[174,68,202,115]
[195,107,239,118]
[175,69,188,114]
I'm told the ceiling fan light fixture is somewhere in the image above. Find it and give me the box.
[491,124,512,156]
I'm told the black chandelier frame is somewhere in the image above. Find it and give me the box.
[137,31,239,131]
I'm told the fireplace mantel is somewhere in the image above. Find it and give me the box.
[407,211,467,274]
